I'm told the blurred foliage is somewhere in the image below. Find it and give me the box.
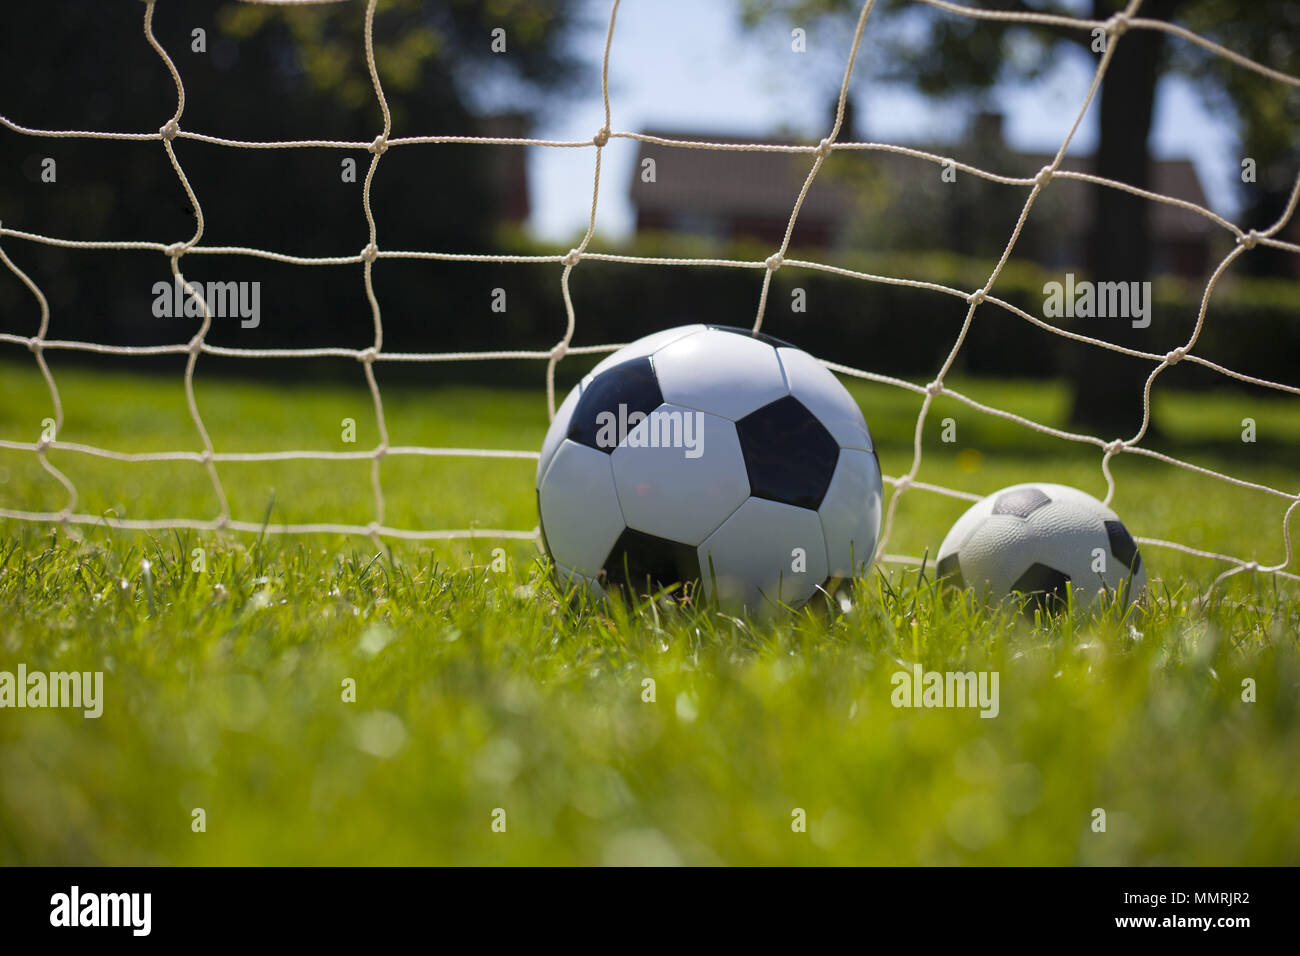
[496,230,1300,391]
[0,0,583,374]
[742,0,1300,275]
[741,0,1299,433]
[743,0,1086,93]
[1178,0,1300,278]
[214,0,581,120]
[813,128,1076,261]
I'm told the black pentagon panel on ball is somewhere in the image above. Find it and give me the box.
[936,553,965,590]
[1104,519,1143,574]
[735,395,840,510]
[992,486,1052,518]
[705,324,797,350]
[1011,562,1072,615]
[567,357,664,453]
[602,528,702,598]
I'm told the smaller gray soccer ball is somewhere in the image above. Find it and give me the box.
[935,482,1146,612]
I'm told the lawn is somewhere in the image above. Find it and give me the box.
[0,359,1297,865]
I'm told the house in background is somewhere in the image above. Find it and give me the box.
[479,112,532,224]
[629,129,851,249]
[628,110,1217,278]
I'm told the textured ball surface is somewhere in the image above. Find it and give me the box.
[537,325,883,613]
[935,482,1146,611]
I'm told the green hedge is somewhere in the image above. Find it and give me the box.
[2,225,1294,392]
[502,231,1300,392]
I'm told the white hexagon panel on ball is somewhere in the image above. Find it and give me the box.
[611,406,749,547]
[653,326,789,421]
[818,448,883,579]
[698,497,830,614]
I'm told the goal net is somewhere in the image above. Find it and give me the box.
[1,0,1297,595]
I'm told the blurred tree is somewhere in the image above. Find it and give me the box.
[743,0,1300,434]
[1179,0,1300,280]
[0,0,583,372]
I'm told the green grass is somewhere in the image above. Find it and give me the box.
[1,360,1298,865]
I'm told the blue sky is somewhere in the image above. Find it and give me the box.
[523,0,1242,243]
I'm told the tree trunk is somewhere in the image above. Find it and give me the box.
[1067,0,1182,435]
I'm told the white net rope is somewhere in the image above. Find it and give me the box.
[1,0,1298,593]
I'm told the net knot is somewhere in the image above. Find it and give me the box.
[26,337,42,354]
[368,135,388,156]
[373,443,389,461]
[765,253,784,271]
[815,138,833,159]
[213,514,230,531]
[966,289,987,306]
[1104,439,1126,455]
[925,380,943,396]
[562,248,582,267]
[1164,346,1187,365]
[361,243,379,263]
[159,119,179,142]
[1238,229,1260,250]
[1243,560,1259,571]
[35,435,52,452]
[549,341,568,361]
[1034,165,1054,187]
[366,520,382,537]
[187,335,203,355]
[199,448,213,464]
[592,127,610,147]
[1105,13,1130,37]
[163,241,186,259]
[357,346,378,363]
[893,475,913,492]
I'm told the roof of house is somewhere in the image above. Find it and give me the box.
[1018,150,1213,240]
[629,128,1216,240]
[478,112,531,222]
[630,130,855,224]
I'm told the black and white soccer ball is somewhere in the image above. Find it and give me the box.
[537,325,883,613]
[935,482,1146,611]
